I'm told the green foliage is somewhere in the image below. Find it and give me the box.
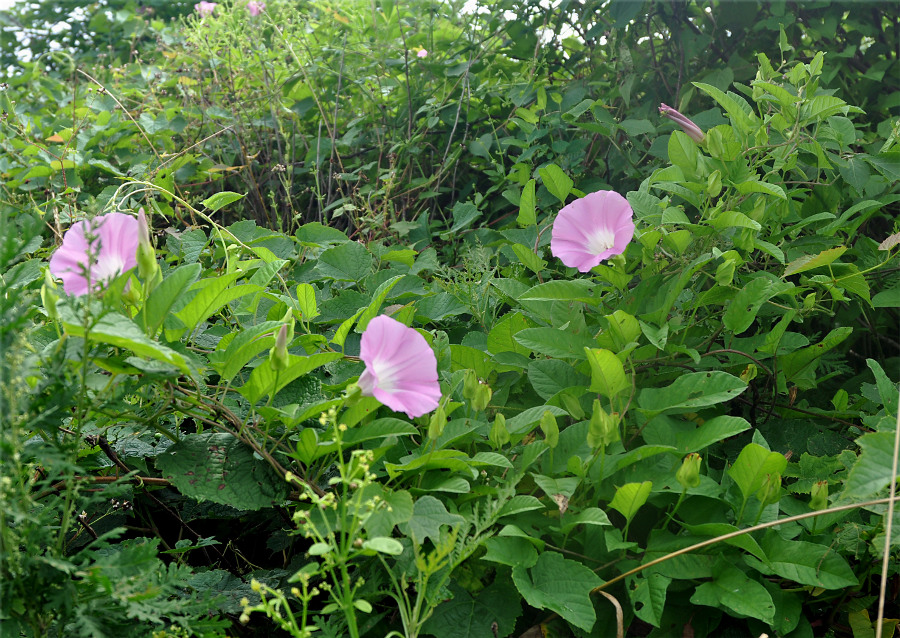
[1,1,898,636]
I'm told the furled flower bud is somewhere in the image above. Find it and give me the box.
[756,473,782,507]
[675,453,702,489]
[809,480,828,511]
[587,400,619,449]
[540,410,558,448]
[427,403,447,440]
[41,269,59,321]
[269,323,290,371]
[462,369,479,400]
[659,103,705,143]
[136,209,162,291]
[489,413,509,449]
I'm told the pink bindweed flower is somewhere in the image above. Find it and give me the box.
[550,190,635,272]
[659,103,705,143]
[247,0,265,16]
[358,315,441,418]
[49,213,140,296]
[195,1,217,17]
[416,49,428,58]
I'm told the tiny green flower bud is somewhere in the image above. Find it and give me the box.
[281,308,295,342]
[540,410,558,448]
[675,453,702,489]
[427,403,447,440]
[269,323,290,371]
[809,480,828,511]
[489,413,509,449]
[756,472,782,507]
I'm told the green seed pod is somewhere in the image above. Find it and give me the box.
[587,400,619,449]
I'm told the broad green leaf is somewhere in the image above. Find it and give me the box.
[680,522,766,559]
[506,405,567,435]
[735,180,787,200]
[627,573,671,628]
[332,307,365,350]
[156,433,288,510]
[585,348,629,399]
[517,178,536,227]
[316,241,373,281]
[724,275,794,334]
[638,371,747,418]
[510,243,547,275]
[746,532,859,589]
[487,312,534,355]
[690,563,775,623]
[422,581,522,638]
[210,320,280,382]
[340,418,419,446]
[727,442,788,502]
[784,246,847,277]
[355,275,403,333]
[518,279,597,303]
[362,537,403,555]
[385,449,472,478]
[531,474,580,501]
[841,432,898,501]
[201,191,245,211]
[866,358,898,416]
[693,82,756,134]
[296,283,319,320]
[240,352,342,404]
[483,536,539,568]
[800,95,847,122]
[60,305,195,376]
[667,130,701,178]
[781,327,853,383]
[528,359,589,401]
[139,263,201,337]
[401,495,465,544]
[609,481,652,525]
[538,164,573,204]
[416,292,468,321]
[514,328,594,359]
[172,272,258,336]
[498,495,546,517]
[511,552,603,632]
[677,415,751,453]
[559,507,612,533]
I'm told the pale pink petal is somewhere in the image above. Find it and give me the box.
[550,190,634,272]
[358,315,440,418]
[49,213,140,296]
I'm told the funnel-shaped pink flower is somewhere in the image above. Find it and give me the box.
[49,213,140,296]
[550,190,635,272]
[659,103,704,143]
[195,1,217,17]
[358,315,441,418]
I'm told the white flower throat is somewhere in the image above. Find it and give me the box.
[586,227,615,254]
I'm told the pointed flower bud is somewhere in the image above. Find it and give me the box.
[540,410,559,448]
[809,480,828,511]
[471,381,492,412]
[489,413,509,449]
[41,269,59,321]
[280,308,295,343]
[675,453,702,489]
[659,103,705,143]
[136,209,162,291]
[269,323,290,371]
[462,369,479,400]
[427,403,447,440]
